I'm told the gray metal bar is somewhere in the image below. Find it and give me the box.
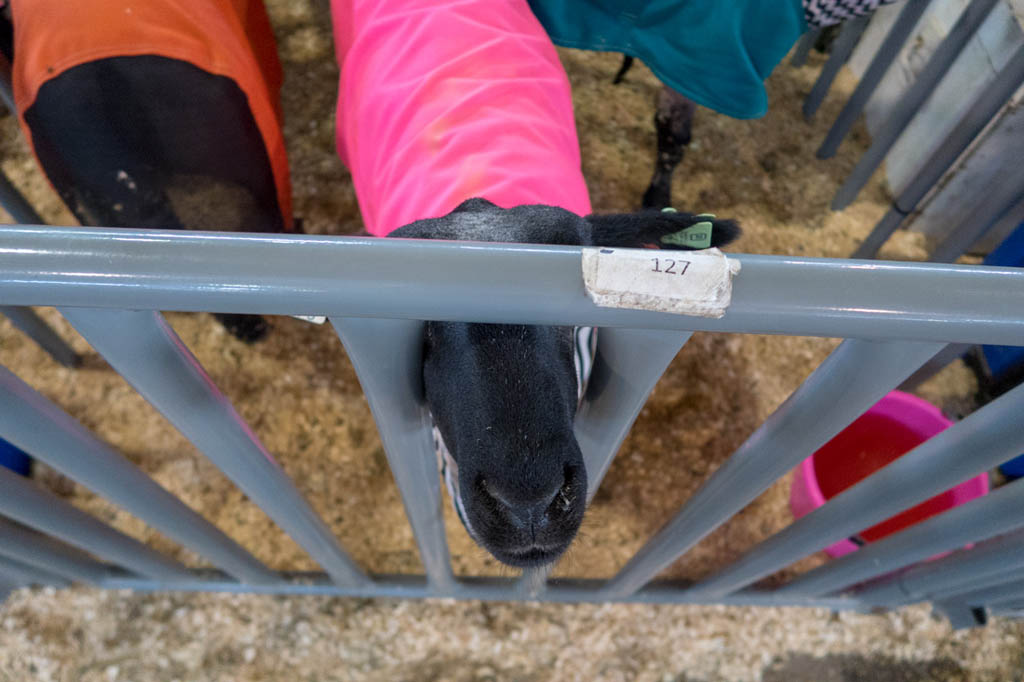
[577,329,692,502]
[817,0,933,158]
[851,43,1024,258]
[852,527,1024,606]
[947,576,1024,610]
[775,476,1024,597]
[0,166,44,226]
[790,29,820,68]
[0,51,14,112]
[0,466,192,581]
[928,184,1024,263]
[803,16,870,119]
[2,227,1024,346]
[0,164,80,367]
[833,0,1001,210]
[94,570,857,609]
[688,381,1024,599]
[520,329,692,596]
[0,554,68,588]
[57,307,369,589]
[601,338,944,598]
[331,317,454,591]
[897,343,971,392]
[933,600,987,629]
[0,516,112,584]
[0,365,279,585]
[0,306,80,368]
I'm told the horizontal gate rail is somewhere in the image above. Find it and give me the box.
[1,225,1023,345]
[94,571,858,609]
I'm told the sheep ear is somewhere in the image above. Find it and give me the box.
[585,210,741,250]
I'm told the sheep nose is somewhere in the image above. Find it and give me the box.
[482,476,564,529]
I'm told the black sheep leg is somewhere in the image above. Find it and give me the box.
[642,87,695,210]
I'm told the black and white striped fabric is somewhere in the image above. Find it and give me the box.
[435,326,597,538]
[804,0,900,28]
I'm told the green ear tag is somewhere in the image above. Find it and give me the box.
[661,221,713,249]
[661,207,678,213]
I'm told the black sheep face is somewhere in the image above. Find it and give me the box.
[389,198,740,567]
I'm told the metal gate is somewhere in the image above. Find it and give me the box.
[1,223,1023,630]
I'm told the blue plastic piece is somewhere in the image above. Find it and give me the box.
[0,437,30,476]
[986,222,1024,479]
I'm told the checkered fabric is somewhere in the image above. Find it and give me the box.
[804,0,901,28]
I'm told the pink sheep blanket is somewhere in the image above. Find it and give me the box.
[330,0,592,236]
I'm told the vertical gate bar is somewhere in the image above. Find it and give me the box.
[928,185,1024,263]
[851,527,1024,607]
[57,307,369,588]
[832,0,1001,210]
[803,15,870,119]
[790,29,820,68]
[0,466,193,581]
[897,343,971,392]
[816,0,933,159]
[577,329,693,503]
[933,600,988,629]
[0,165,81,368]
[687,381,1024,599]
[0,554,69,588]
[331,317,455,591]
[850,42,1024,258]
[775,476,1024,597]
[0,306,80,368]
[520,329,692,596]
[602,338,943,598]
[0,516,112,584]
[0,365,280,585]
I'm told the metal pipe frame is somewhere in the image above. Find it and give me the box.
[0,366,280,585]
[816,0,933,159]
[686,381,1024,599]
[0,306,79,368]
[790,29,820,68]
[2,225,1023,621]
[0,466,193,581]
[0,554,68,589]
[94,570,857,609]
[1,226,1023,346]
[601,339,944,598]
[851,527,1024,607]
[851,42,1024,258]
[803,15,871,120]
[0,516,113,585]
[832,0,1001,210]
[57,307,369,589]
[775,476,1024,598]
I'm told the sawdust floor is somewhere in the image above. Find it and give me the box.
[2,0,1022,679]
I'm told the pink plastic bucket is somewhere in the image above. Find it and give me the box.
[790,391,989,558]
